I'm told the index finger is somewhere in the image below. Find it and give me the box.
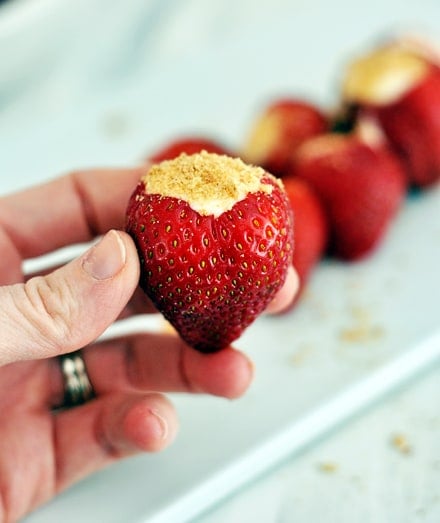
[0,167,145,259]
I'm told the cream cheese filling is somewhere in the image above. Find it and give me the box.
[343,46,429,106]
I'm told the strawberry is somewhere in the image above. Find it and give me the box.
[241,98,329,177]
[342,41,440,187]
[126,152,294,352]
[149,136,232,163]
[292,123,406,260]
[282,177,328,302]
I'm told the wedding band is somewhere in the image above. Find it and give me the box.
[58,351,95,408]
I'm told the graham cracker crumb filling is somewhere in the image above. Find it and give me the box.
[143,151,273,217]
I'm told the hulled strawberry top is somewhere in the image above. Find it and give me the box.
[126,152,293,352]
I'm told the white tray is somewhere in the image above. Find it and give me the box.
[0,1,439,521]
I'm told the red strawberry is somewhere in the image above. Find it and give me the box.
[149,136,232,163]
[342,41,440,187]
[282,177,328,301]
[292,124,406,260]
[241,98,328,177]
[126,152,293,352]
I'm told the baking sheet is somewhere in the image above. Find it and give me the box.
[0,1,439,521]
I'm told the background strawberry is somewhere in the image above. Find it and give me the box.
[292,130,406,260]
[372,67,440,187]
[241,98,328,177]
[282,177,328,304]
[342,42,440,187]
[126,152,293,352]
[148,136,232,163]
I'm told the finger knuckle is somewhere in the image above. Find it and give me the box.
[19,276,78,354]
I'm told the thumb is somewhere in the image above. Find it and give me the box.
[0,230,140,366]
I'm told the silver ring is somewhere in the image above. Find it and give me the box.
[58,351,95,408]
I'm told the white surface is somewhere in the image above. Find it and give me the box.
[197,365,440,523]
[0,1,439,522]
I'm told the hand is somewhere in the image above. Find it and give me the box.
[0,167,297,522]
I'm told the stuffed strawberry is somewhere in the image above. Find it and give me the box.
[342,41,440,187]
[292,122,406,260]
[126,152,294,352]
[241,98,328,177]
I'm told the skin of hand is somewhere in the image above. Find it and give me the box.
[0,167,297,522]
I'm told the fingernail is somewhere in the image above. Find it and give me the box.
[82,230,126,280]
[149,409,169,440]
